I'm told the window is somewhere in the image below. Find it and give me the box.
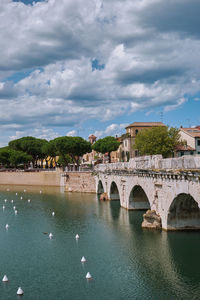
[197,140,200,146]
[190,151,194,155]
[135,129,138,135]
[180,151,184,156]
[198,152,200,154]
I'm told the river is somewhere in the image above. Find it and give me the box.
[0,185,199,300]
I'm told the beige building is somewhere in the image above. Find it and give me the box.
[119,122,166,160]
[178,127,200,156]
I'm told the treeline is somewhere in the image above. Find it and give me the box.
[0,136,92,169]
[0,135,121,169]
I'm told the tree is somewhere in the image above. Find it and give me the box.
[42,140,58,168]
[9,150,32,168]
[92,136,120,163]
[53,136,92,167]
[69,137,92,166]
[0,147,11,167]
[0,147,32,168]
[134,126,182,158]
[9,137,48,167]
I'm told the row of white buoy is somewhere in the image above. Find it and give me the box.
[2,275,24,295]
[75,234,92,279]
[1,188,44,297]
[2,189,92,292]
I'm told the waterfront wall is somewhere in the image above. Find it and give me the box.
[65,172,96,193]
[0,170,63,186]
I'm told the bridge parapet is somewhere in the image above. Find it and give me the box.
[96,168,200,182]
[94,155,200,172]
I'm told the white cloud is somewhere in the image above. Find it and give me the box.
[0,0,200,145]
[9,128,59,142]
[95,123,128,138]
[66,130,77,136]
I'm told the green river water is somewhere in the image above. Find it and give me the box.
[0,185,199,300]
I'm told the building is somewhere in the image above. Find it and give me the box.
[120,122,166,160]
[178,127,200,156]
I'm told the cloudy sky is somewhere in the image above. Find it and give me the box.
[0,0,200,146]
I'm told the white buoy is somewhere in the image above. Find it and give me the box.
[7,188,10,191]
[4,199,7,203]
[13,206,16,210]
[52,211,55,216]
[75,234,79,239]
[16,192,18,195]
[3,205,5,210]
[5,224,9,230]
[40,190,42,194]
[17,287,24,296]
[2,275,8,282]
[28,199,31,203]
[11,200,14,203]
[86,272,92,279]
[20,196,23,200]
[49,233,53,239]
[24,189,26,192]
[81,256,86,263]
[15,210,18,215]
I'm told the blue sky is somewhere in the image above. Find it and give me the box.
[0,0,200,146]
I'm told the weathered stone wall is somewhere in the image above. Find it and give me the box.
[65,171,96,193]
[0,170,63,186]
[94,155,200,172]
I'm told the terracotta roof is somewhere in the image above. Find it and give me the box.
[89,134,97,138]
[126,122,166,128]
[175,144,195,151]
[180,128,200,138]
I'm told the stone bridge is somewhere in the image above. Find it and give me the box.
[94,155,200,231]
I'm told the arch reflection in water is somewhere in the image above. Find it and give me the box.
[167,193,200,230]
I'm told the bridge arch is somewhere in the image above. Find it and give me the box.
[110,181,120,201]
[167,193,200,230]
[128,185,150,210]
[97,180,104,194]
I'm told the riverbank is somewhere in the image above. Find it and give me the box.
[0,170,96,192]
[0,169,63,186]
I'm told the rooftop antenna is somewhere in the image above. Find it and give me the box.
[186,118,191,128]
[160,111,163,123]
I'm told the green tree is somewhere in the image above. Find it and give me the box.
[0,147,32,168]
[9,150,32,168]
[53,136,92,166]
[9,137,47,167]
[134,126,182,158]
[42,140,58,168]
[70,136,92,166]
[92,136,120,163]
[0,147,11,167]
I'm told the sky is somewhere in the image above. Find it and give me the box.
[0,0,200,146]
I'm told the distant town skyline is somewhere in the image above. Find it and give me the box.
[0,0,200,146]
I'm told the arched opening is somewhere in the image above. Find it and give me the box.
[97,180,104,194]
[129,185,150,210]
[167,193,200,230]
[110,182,120,201]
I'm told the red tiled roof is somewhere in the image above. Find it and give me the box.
[180,128,200,138]
[126,122,166,128]
[175,144,195,151]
